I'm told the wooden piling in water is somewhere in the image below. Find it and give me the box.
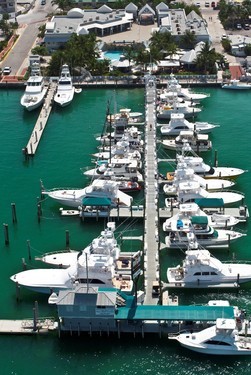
[11,203,17,223]
[66,230,70,248]
[27,239,31,260]
[3,223,9,244]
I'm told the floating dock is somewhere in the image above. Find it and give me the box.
[24,82,56,156]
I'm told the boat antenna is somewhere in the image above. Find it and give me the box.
[85,250,89,293]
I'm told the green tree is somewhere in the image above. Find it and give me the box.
[31,45,49,56]
[51,0,73,12]
[179,30,197,49]
[194,41,219,74]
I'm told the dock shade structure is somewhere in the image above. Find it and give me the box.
[82,197,112,206]
[195,198,225,209]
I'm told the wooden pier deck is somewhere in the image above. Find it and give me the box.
[24,82,56,156]
[143,76,159,305]
[0,318,57,334]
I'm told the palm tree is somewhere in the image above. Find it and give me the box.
[179,30,197,49]
[194,41,218,74]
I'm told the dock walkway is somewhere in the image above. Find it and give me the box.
[24,82,56,156]
[143,76,159,305]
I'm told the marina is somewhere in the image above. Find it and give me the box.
[0,84,250,373]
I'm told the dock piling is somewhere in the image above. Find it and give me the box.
[11,203,17,223]
[3,223,9,245]
[66,230,70,249]
[27,239,31,260]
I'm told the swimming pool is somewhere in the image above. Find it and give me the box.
[103,51,123,61]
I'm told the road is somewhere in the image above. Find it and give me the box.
[0,1,55,74]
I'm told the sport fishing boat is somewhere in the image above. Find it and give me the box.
[10,223,133,294]
[169,318,251,355]
[42,179,132,208]
[163,164,234,196]
[83,158,143,183]
[20,63,48,111]
[162,202,240,230]
[167,249,251,286]
[164,217,244,249]
[159,74,209,103]
[160,113,218,136]
[174,151,246,179]
[161,131,212,152]
[54,64,75,107]
[165,181,244,207]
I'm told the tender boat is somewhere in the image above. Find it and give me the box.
[169,318,251,355]
[167,249,251,286]
[10,223,133,294]
[164,216,245,249]
[162,131,212,152]
[163,202,240,230]
[163,164,234,196]
[222,79,251,90]
[42,179,132,208]
[160,113,218,136]
[54,64,75,107]
[20,63,48,111]
[165,180,244,206]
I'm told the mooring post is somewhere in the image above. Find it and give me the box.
[22,258,27,270]
[3,223,9,245]
[16,282,21,302]
[27,239,31,260]
[37,203,42,222]
[66,230,70,249]
[11,203,17,223]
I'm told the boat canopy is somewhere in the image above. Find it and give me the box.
[82,197,112,206]
[195,198,224,208]
[191,216,208,225]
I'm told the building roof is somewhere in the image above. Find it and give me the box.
[116,305,235,321]
[138,4,156,16]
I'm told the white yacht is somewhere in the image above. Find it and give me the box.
[10,223,133,294]
[167,249,251,286]
[162,131,212,152]
[54,64,75,107]
[93,140,142,161]
[157,101,201,120]
[165,180,244,206]
[169,318,251,355]
[163,164,234,196]
[42,179,132,208]
[160,113,218,136]
[83,158,143,182]
[159,74,209,103]
[164,217,244,249]
[163,202,240,231]
[20,63,48,111]
[174,151,246,180]
[222,79,251,90]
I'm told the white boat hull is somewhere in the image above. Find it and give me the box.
[21,88,48,111]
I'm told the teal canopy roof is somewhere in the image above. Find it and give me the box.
[116,305,235,321]
[82,197,111,206]
[195,198,224,208]
[191,216,208,225]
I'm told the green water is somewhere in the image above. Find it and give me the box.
[0,87,251,374]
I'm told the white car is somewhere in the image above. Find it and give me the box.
[3,67,11,75]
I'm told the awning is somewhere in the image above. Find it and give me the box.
[82,197,112,206]
[195,198,224,208]
[191,216,208,225]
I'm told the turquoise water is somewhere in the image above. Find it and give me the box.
[104,51,123,61]
[0,87,251,374]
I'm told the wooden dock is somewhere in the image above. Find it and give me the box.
[0,318,57,334]
[24,82,56,156]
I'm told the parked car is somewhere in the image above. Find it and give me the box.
[211,1,216,7]
[3,67,11,75]
[236,24,242,30]
[244,24,250,30]
[195,2,200,6]
[205,2,210,6]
